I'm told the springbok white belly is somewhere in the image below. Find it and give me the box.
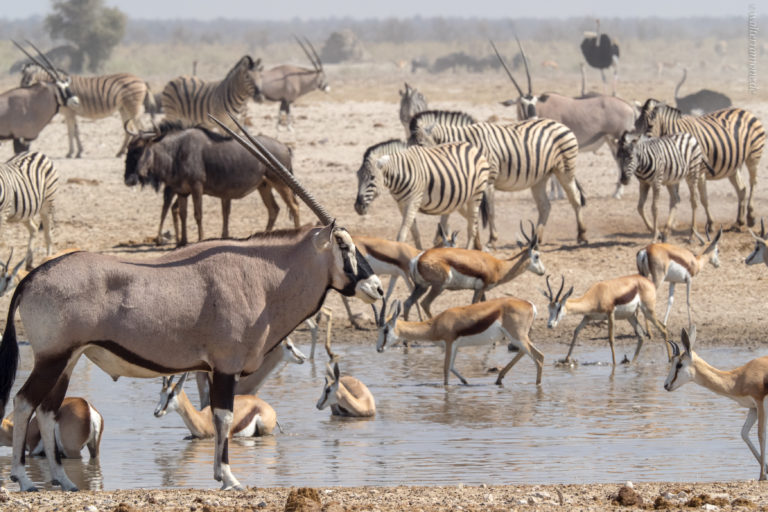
[614,295,641,319]
[455,321,505,348]
[665,261,691,284]
[445,269,484,291]
[233,414,262,437]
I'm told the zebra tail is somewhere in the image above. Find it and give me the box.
[0,284,23,418]
[575,179,587,207]
[480,191,490,228]
[636,249,650,278]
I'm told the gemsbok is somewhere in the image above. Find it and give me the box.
[155,373,278,438]
[375,297,544,386]
[0,397,103,459]
[195,338,306,410]
[2,41,79,154]
[544,274,668,366]
[0,112,383,492]
[746,218,768,268]
[664,326,768,481]
[316,362,376,417]
[404,222,544,320]
[636,228,722,327]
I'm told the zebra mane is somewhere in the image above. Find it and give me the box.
[363,139,408,161]
[409,110,477,134]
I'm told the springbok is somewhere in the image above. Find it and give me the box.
[376,297,544,386]
[636,228,722,327]
[664,326,768,481]
[746,218,768,268]
[404,222,544,320]
[195,338,306,409]
[316,362,376,417]
[493,39,635,199]
[0,112,383,492]
[155,373,277,438]
[260,37,329,130]
[544,274,668,366]
[0,397,103,459]
[2,41,79,154]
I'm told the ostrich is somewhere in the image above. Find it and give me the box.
[580,19,620,96]
[674,68,732,116]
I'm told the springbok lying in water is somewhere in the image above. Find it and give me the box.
[316,362,376,417]
[0,113,383,492]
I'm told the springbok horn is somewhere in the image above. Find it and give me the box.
[295,35,319,71]
[667,339,680,357]
[371,304,380,327]
[490,40,524,98]
[528,220,538,246]
[304,37,324,70]
[3,247,13,271]
[519,220,530,244]
[209,112,335,226]
[12,40,61,82]
[380,296,388,326]
[762,218,766,239]
[515,35,532,96]
[556,275,565,302]
[24,39,66,82]
[545,274,553,299]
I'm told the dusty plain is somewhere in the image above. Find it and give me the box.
[1,39,768,510]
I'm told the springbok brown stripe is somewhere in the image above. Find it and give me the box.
[667,252,696,275]
[457,310,501,337]
[613,286,638,307]
[233,408,259,435]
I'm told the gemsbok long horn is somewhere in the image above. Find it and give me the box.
[24,39,66,81]
[295,35,320,71]
[12,40,63,82]
[515,36,532,96]
[208,112,335,225]
[490,40,525,98]
[304,37,324,70]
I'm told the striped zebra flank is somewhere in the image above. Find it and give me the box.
[161,56,263,131]
[0,151,58,269]
[409,110,586,245]
[617,131,712,243]
[636,99,766,229]
[20,63,151,158]
[354,139,491,250]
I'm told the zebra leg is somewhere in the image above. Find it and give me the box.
[486,186,498,248]
[553,174,588,244]
[530,181,552,243]
[220,198,232,239]
[728,171,748,229]
[397,201,422,248]
[63,111,78,158]
[746,158,760,227]
[22,219,37,270]
[39,200,54,258]
[458,205,479,250]
[664,183,681,239]
[697,176,714,235]
[433,214,451,247]
[650,183,662,242]
[606,137,625,199]
[637,182,652,233]
[686,176,705,244]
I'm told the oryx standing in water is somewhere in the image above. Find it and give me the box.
[261,37,330,130]
[494,39,635,199]
[0,112,383,492]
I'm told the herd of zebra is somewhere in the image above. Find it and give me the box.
[2,35,768,491]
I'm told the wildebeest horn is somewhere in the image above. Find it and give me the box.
[209,112,335,226]
[12,40,63,82]
[515,36,532,96]
[490,40,524,98]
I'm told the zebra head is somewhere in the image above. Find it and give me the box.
[616,131,642,185]
[634,98,667,136]
[233,55,264,103]
[354,140,408,215]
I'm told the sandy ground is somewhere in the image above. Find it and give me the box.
[0,66,767,510]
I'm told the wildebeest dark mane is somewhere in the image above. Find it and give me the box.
[153,120,233,143]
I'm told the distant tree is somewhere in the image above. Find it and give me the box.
[45,0,126,72]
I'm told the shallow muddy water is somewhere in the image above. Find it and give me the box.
[0,335,764,490]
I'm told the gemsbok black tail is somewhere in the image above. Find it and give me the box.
[0,285,23,418]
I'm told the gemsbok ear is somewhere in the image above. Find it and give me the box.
[313,221,336,250]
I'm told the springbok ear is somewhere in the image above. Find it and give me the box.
[562,286,574,302]
[392,299,402,320]
[175,372,189,391]
[681,326,695,354]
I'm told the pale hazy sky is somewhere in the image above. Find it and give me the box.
[0,0,757,21]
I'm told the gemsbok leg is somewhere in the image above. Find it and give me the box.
[209,371,240,490]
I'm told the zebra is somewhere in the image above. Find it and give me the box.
[161,55,263,130]
[20,63,153,158]
[0,152,58,269]
[398,83,428,138]
[354,139,491,250]
[617,131,713,243]
[635,99,765,230]
[409,110,587,246]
